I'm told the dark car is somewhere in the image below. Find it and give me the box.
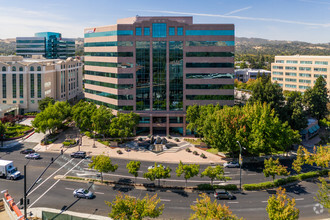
[20,148,35,154]
[70,151,86,159]
[214,189,234,200]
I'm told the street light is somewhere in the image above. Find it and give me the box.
[236,141,246,190]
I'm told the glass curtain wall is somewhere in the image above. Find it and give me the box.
[152,41,167,110]
[169,41,183,110]
[136,41,150,110]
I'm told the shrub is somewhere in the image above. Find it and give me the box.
[193,151,199,155]
[175,138,180,142]
[147,134,152,138]
[117,150,123,154]
[186,148,191,153]
[62,139,76,146]
[200,153,206,158]
[138,137,143,141]
[297,171,319,180]
[243,182,275,190]
[85,131,92,138]
[167,135,172,139]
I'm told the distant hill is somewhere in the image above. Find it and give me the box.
[1,37,329,56]
[235,37,330,56]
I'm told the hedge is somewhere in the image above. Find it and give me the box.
[243,169,329,191]
[197,184,238,191]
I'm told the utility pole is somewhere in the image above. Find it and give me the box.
[24,165,27,219]
[236,141,244,190]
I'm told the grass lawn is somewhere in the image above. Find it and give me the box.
[184,138,203,145]
[5,124,32,138]
[206,148,219,154]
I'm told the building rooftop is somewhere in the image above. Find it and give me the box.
[275,55,330,59]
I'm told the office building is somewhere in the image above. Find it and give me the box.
[16,32,75,59]
[84,16,235,136]
[235,68,271,82]
[0,56,83,113]
[271,55,330,92]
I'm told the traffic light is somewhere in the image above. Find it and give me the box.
[51,157,54,163]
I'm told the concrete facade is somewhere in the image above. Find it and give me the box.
[271,55,330,93]
[0,56,83,113]
[235,68,271,83]
[84,16,235,136]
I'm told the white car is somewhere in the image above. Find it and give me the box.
[25,153,41,160]
[223,161,240,168]
[148,164,166,170]
[73,188,94,199]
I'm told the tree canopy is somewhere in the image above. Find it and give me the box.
[263,158,290,182]
[89,155,118,183]
[126,161,141,182]
[176,161,200,187]
[109,112,139,140]
[72,100,97,131]
[201,165,226,185]
[143,163,171,186]
[91,105,114,136]
[38,97,55,111]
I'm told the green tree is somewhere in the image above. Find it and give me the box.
[266,187,299,220]
[303,146,330,168]
[190,193,241,220]
[292,146,305,174]
[176,161,200,187]
[143,163,171,186]
[263,158,290,182]
[126,161,141,183]
[315,175,330,213]
[106,193,164,220]
[283,91,308,131]
[38,97,55,111]
[88,155,118,183]
[303,76,329,120]
[72,100,97,131]
[201,165,226,185]
[109,112,139,141]
[91,105,114,137]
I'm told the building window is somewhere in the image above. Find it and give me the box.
[30,66,34,71]
[19,74,23,98]
[285,78,297,82]
[169,41,183,111]
[314,74,327,78]
[177,27,183,36]
[2,74,6,99]
[169,27,175,36]
[186,41,234,46]
[31,100,35,104]
[2,100,6,104]
[285,72,297,76]
[2,66,6,72]
[285,84,297,88]
[314,68,327,72]
[276,60,284,63]
[299,79,311,83]
[285,66,297,70]
[272,72,283,75]
[19,67,23,71]
[144,27,150,36]
[299,73,311,77]
[315,61,328,65]
[20,100,23,104]
[300,61,312,64]
[185,30,234,36]
[30,74,35,98]
[272,77,283,81]
[286,60,298,64]
[135,27,142,36]
[37,74,41,98]
[37,66,41,71]
[186,63,233,68]
[299,67,311,71]
[12,74,16,98]
[136,41,150,111]
[273,66,283,70]
[13,100,16,103]
[12,66,16,71]
[152,23,167,38]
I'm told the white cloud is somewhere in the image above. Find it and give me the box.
[135,9,330,27]
[299,0,330,5]
[224,6,252,16]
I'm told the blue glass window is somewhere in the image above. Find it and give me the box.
[169,27,175,36]
[186,30,234,36]
[152,23,167,38]
[144,27,150,36]
[136,27,142,36]
[84,30,133,38]
[177,27,183,36]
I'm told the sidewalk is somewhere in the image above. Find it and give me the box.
[36,130,226,164]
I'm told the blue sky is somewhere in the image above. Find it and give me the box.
[0,0,329,43]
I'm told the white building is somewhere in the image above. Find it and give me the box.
[235,68,271,83]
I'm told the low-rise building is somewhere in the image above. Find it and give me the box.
[0,56,83,113]
[235,68,271,82]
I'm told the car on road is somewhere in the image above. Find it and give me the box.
[148,164,167,170]
[223,161,240,168]
[20,148,35,154]
[214,189,234,200]
[25,153,41,160]
[73,188,94,199]
[70,151,86,159]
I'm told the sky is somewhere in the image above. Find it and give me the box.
[0,0,329,43]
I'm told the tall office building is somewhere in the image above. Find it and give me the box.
[16,32,75,59]
[271,55,330,93]
[0,56,83,113]
[84,16,235,136]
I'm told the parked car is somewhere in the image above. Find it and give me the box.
[223,161,240,168]
[70,151,86,159]
[25,153,41,160]
[20,148,35,154]
[214,189,234,200]
[73,188,94,199]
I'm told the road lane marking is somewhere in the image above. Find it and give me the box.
[160,199,171,202]
[28,159,84,208]
[27,158,75,196]
[227,202,239,204]
[65,188,75,191]
[247,174,257,176]
[295,198,304,201]
[94,192,104,195]
[261,201,268,203]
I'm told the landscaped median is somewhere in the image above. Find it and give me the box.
[243,169,329,191]
[59,176,238,192]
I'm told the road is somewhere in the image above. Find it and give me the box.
[0,143,328,219]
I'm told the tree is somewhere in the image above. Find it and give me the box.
[38,97,55,111]
[176,161,200,187]
[109,112,139,141]
[91,105,114,137]
[106,193,164,220]
[303,76,329,120]
[263,158,290,182]
[190,193,241,220]
[266,187,299,220]
[72,100,97,131]
[143,163,171,186]
[303,146,330,168]
[201,165,226,185]
[88,155,118,183]
[283,91,308,131]
[292,146,305,174]
[126,161,141,183]
[315,175,330,213]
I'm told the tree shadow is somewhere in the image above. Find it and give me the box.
[49,197,81,220]
[284,183,309,195]
[112,178,135,192]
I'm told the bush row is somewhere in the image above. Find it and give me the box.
[243,169,329,190]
